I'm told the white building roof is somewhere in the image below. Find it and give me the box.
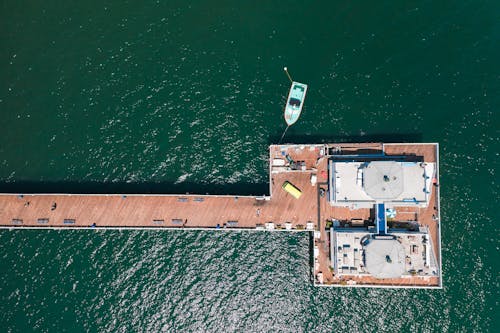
[364,239,405,278]
[363,162,404,199]
[331,231,439,279]
[329,160,434,207]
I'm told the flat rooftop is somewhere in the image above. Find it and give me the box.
[329,159,434,207]
[0,142,442,289]
[331,231,438,279]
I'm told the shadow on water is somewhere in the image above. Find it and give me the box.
[268,132,423,145]
[2,133,422,195]
[0,181,269,196]
[308,231,315,284]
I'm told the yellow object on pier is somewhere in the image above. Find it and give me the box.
[282,181,302,199]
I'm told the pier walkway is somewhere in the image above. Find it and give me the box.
[0,143,441,288]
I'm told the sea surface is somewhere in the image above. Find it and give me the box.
[0,1,498,332]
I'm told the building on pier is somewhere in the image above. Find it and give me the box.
[323,144,440,284]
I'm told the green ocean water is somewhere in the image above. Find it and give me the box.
[0,1,498,331]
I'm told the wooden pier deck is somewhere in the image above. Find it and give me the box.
[0,176,317,230]
[0,143,441,288]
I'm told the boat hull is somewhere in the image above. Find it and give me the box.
[284,81,308,126]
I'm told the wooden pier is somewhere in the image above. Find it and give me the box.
[0,143,441,288]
